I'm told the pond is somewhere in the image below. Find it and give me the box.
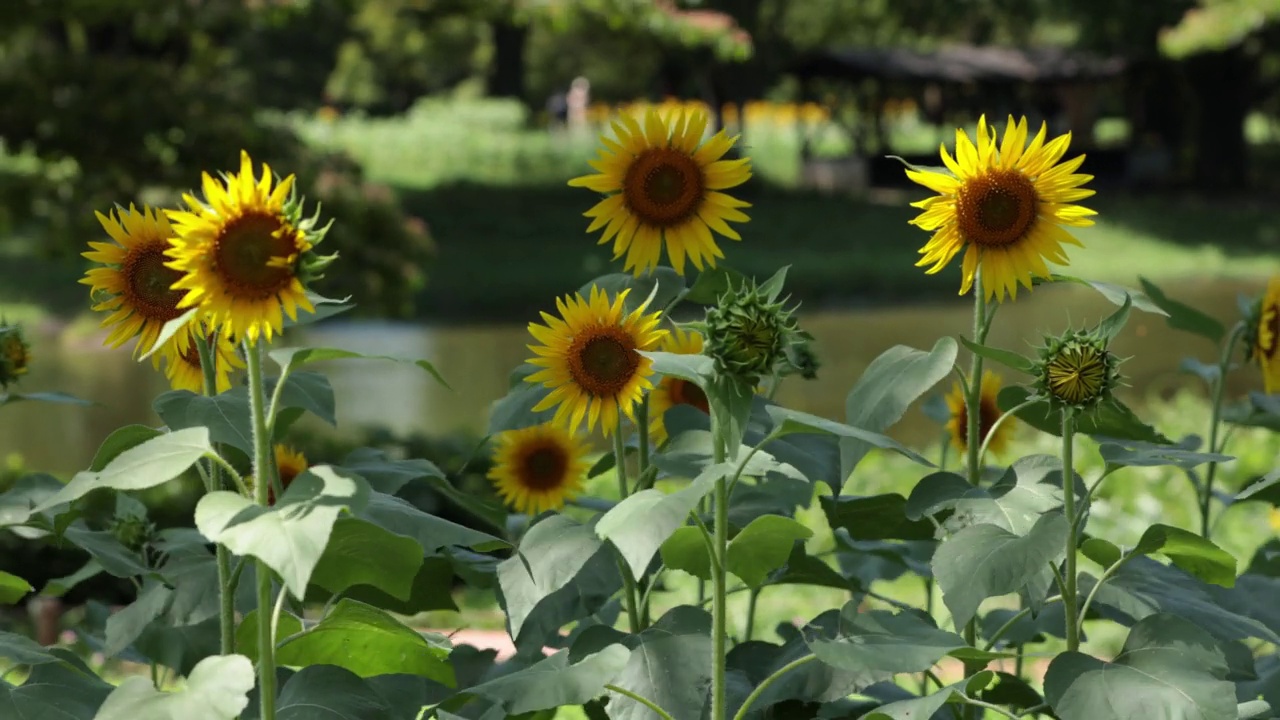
[0,278,1262,475]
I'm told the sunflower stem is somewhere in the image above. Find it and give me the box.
[613,415,644,635]
[1201,322,1245,538]
[1061,409,1081,653]
[194,332,236,658]
[710,415,729,720]
[245,339,278,720]
[961,272,988,713]
[636,395,653,627]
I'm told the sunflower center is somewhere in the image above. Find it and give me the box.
[1045,343,1109,405]
[955,170,1038,248]
[213,212,299,298]
[667,378,710,414]
[519,444,570,491]
[123,244,186,320]
[1263,306,1280,359]
[623,148,704,227]
[568,329,640,397]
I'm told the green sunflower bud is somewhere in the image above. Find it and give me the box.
[703,278,804,385]
[110,515,154,553]
[0,324,31,389]
[1032,329,1123,411]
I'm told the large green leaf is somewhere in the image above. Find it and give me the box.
[840,338,958,478]
[806,604,968,679]
[277,599,455,686]
[1130,523,1237,587]
[731,610,873,709]
[154,372,337,454]
[488,364,555,434]
[0,390,92,408]
[580,267,687,314]
[933,512,1068,628]
[1044,614,1235,720]
[725,515,813,588]
[0,571,31,604]
[1138,276,1226,343]
[605,607,712,720]
[195,465,367,598]
[1084,556,1279,644]
[1041,274,1168,316]
[497,515,621,646]
[0,630,75,665]
[821,494,936,541]
[355,491,507,556]
[156,542,220,626]
[95,654,255,720]
[643,350,755,455]
[338,447,445,495]
[309,517,424,601]
[683,265,748,304]
[34,427,212,512]
[0,660,113,719]
[958,337,1035,374]
[273,665,396,720]
[89,424,164,471]
[862,672,995,720]
[335,556,460,615]
[1098,438,1232,470]
[596,464,719,581]
[0,473,63,527]
[235,610,303,665]
[659,526,713,581]
[61,522,150,577]
[105,583,173,658]
[466,646,631,715]
[998,386,1172,444]
[653,429,806,485]
[269,346,447,389]
[767,406,934,481]
[132,615,221,677]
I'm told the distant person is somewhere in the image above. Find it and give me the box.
[567,76,591,134]
[547,91,568,129]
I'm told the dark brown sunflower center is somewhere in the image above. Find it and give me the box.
[279,463,304,489]
[1262,305,1280,359]
[519,444,570,491]
[568,329,640,397]
[180,341,203,369]
[957,395,1001,446]
[213,213,298,298]
[667,378,710,414]
[123,244,186,320]
[955,170,1038,248]
[623,148,704,227]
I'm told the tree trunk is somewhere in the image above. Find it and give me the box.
[487,20,527,101]
[1185,47,1254,192]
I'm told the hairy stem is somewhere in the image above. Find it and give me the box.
[194,333,237,658]
[1201,323,1245,538]
[245,340,278,719]
[732,655,819,720]
[961,272,988,713]
[613,418,643,634]
[710,415,729,720]
[1061,410,1080,653]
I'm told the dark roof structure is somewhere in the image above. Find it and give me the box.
[792,45,1126,84]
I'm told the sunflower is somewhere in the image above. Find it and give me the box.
[156,325,244,394]
[907,115,1096,302]
[526,286,667,436]
[569,108,752,276]
[944,371,1016,456]
[82,205,189,357]
[649,326,710,445]
[165,151,316,344]
[1251,276,1280,393]
[246,444,309,504]
[0,326,31,389]
[488,423,590,515]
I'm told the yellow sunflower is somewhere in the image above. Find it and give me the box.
[569,108,752,276]
[944,371,1016,456]
[488,423,590,515]
[165,150,315,345]
[526,286,667,436]
[82,205,189,357]
[649,326,710,445]
[156,325,244,394]
[1252,276,1280,393]
[245,444,309,504]
[907,115,1096,302]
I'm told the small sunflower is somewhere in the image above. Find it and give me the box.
[944,371,1016,456]
[526,286,667,436]
[488,423,590,515]
[649,326,710,445]
[907,115,1096,302]
[82,205,189,357]
[156,325,244,394]
[165,150,318,345]
[1249,276,1280,393]
[247,444,309,504]
[570,108,752,276]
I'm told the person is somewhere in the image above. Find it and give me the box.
[566,76,591,134]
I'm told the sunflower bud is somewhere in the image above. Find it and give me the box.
[1032,329,1122,410]
[110,515,154,553]
[0,324,31,389]
[703,278,803,385]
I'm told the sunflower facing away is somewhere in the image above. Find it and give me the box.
[156,325,244,394]
[247,444,309,504]
[83,205,189,357]
[526,286,667,436]
[165,151,317,344]
[569,109,752,276]
[907,115,1096,302]
[1250,276,1280,394]
[944,371,1016,456]
[649,326,710,445]
[488,423,591,515]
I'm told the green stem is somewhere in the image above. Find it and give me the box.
[194,332,236,658]
[961,271,988,713]
[636,395,653,627]
[245,340,278,720]
[744,586,760,642]
[1076,555,1131,640]
[710,416,729,720]
[606,684,676,720]
[732,655,819,720]
[977,399,1038,465]
[696,497,707,607]
[981,596,1062,651]
[1201,323,1245,538]
[613,416,643,634]
[1061,410,1080,653]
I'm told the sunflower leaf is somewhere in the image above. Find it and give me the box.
[1038,275,1168,316]
[138,307,199,361]
[1138,277,1225,343]
[958,337,1035,374]
[1095,293,1133,344]
[997,386,1172,444]
[268,346,448,389]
